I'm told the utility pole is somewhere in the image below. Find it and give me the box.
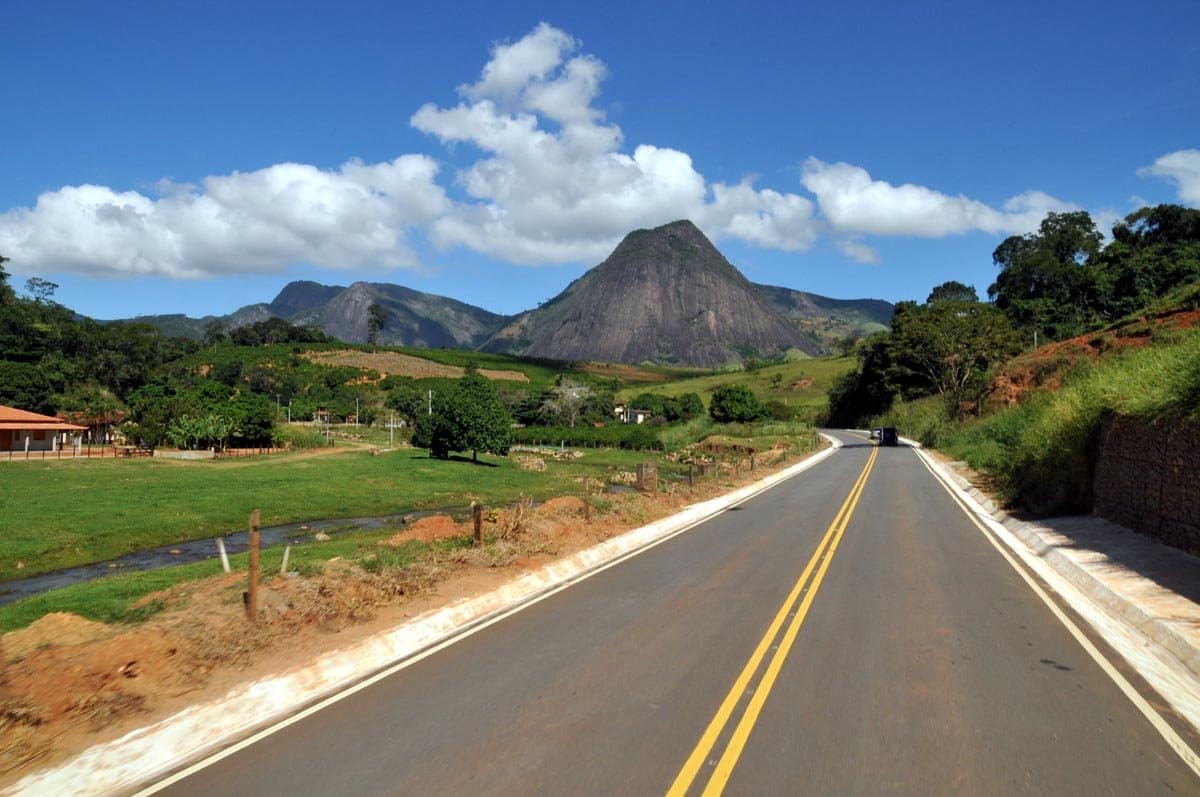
[355,397,360,427]
[428,389,432,415]
[287,400,291,424]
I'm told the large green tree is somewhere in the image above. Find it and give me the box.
[426,368,512,462]
[889,299,1022,416]
[989,211,1104,340]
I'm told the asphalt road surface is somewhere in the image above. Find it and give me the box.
[150,432,1199,796]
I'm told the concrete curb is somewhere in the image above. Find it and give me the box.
[7,437,842,797]
[905,437,1200,727]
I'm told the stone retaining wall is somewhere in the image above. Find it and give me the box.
[1093,415,1200,554]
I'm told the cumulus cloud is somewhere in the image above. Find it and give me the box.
[1138,149,1200,207]
[800,159,1077,238]
[413,25,819,263]
[0,156,448,278]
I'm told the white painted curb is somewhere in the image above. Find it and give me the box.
[8,437,842,797]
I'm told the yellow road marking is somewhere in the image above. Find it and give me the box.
[667,444,878,797]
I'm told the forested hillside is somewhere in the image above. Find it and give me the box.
[826,204,1200,427]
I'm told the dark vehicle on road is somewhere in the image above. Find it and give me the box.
[869,427,881,441]
[880,427,898,446]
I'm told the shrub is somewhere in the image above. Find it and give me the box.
[709,384,767,423]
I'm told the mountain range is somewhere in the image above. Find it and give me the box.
[122,220,892,367]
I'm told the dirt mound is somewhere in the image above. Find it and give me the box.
[386,515,462,544]
[5,613,114,660]
[537,496,587,516]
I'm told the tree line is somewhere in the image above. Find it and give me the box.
[826,204,1200,425]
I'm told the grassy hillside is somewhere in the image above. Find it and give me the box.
[619,355,855,424]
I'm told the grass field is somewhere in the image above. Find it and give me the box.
[0,422,820,631]
[0,446,661,583]
[618,355,854,423]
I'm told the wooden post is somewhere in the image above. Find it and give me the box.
[280,544,291,575]
[750,452,756,471]
[636,462,658,493]
[688,463,694,488]
[583,496,592,523]
[246,510,260,622]
[473,503,483,547]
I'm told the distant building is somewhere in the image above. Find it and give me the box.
[613,405,652,424]
[0,405,87,452]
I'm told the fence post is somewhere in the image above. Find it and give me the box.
[245,509,260,622]
[688,463,694,488]
[473,503,483,547]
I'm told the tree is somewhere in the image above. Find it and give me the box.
[24,277,58,304]
[427,369,512,461]
[927,280,978,304]
[889,299,1021,416]
[823,332,897,427]
[989,211,1103,340]
[385,380,428,426]
[539,378,592,428]
[203,320,227,346]
[367,303,387,346]
[1092,204,1200,319]
[709,384,767,423]
[676,393,705,421]
[0,254,14,304]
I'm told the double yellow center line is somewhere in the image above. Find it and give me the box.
[666,444,879,796]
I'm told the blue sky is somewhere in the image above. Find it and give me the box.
[2,0,1197,320]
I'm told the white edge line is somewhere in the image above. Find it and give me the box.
[82,435,842,796]
[910,443,1200,778]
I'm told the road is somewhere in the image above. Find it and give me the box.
[150,432,1198,795]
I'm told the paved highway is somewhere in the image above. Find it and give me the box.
[150,432,1198,795]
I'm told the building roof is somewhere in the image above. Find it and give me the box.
[0,405,88,431]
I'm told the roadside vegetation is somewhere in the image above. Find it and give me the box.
[826,204,1200,516]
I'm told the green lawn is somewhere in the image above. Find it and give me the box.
[0,446,653,582]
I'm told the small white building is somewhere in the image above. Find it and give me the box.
[613,405,653,424]
[0,405,87,452]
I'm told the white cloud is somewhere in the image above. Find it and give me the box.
[1138,149,1200,207]
[835,239,881,265]
[412,24,819,264]
[800,159,1077,238]
[0,156,448,278]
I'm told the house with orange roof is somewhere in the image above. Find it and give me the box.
[0,405,87,452]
